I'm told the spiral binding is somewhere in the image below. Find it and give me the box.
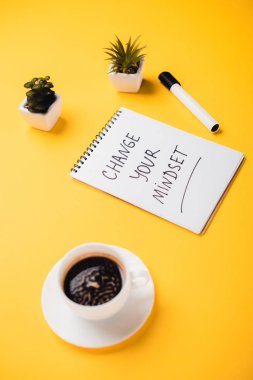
[71,109,123,173]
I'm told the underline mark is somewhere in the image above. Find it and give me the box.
[181,157,202,213]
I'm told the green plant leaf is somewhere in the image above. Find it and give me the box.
[115,36,125,56]
[44,82,54,88]
[24,82,32,88]
[32,84,41,90]
[26,90,36,97]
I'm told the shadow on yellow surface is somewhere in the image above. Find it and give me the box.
[138,79,157,95]
[51,117,68,135]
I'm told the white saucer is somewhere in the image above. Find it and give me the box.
[41,248,155,348]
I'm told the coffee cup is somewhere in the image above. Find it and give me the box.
[57,243,150,321]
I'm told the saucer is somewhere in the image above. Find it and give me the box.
[41,247,155,348]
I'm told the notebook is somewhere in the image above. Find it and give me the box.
[70,107,244,234]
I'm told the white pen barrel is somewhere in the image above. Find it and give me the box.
[170,83,219,132]
[170,83,219,133]
[158,72,219,133]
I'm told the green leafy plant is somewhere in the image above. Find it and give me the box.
[24,76,56,113]
[104,36,146,74]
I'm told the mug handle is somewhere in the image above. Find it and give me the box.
[129,269,150,288]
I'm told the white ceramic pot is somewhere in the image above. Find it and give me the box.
[108,60,144,93]
[19,94,62,131]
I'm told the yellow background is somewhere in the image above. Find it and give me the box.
[1,0,253,379]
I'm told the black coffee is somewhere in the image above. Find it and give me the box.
[64,256,122,306]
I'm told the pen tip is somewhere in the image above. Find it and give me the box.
[211,124,219,133]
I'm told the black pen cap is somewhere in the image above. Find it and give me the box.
[158,72,181,90]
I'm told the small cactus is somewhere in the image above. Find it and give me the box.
[24,76,56,113]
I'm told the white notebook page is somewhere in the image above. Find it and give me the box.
[71,107,244,234]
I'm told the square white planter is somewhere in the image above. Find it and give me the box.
[19,94,62,131]
[108,60,144,93]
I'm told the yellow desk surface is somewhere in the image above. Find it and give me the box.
[1,1,253,379]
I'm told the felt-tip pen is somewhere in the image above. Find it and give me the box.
[158,72,219,133]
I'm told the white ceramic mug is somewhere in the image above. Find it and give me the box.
[57,243,150,321]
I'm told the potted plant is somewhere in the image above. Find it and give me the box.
[19,76,62,131]
[104,36,146,93]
